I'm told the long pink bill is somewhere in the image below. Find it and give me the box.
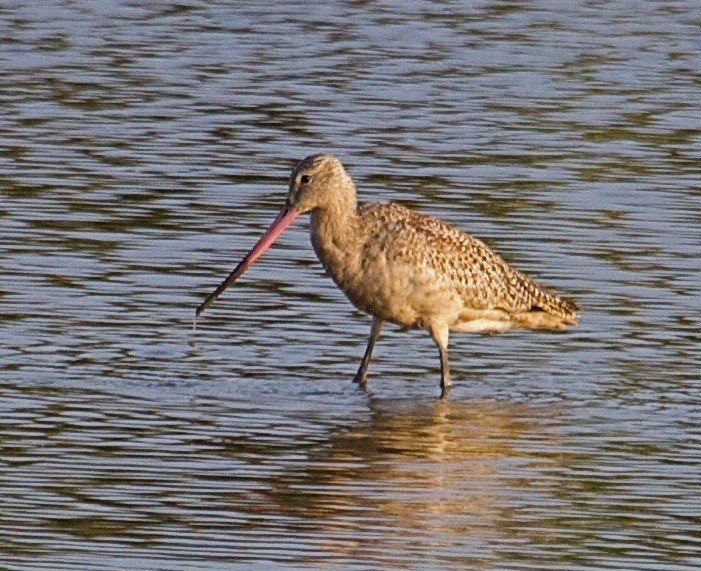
[195,207,299,318]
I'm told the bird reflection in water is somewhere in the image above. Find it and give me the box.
[229,397,566,564]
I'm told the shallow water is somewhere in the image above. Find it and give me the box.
[1,0,700,569]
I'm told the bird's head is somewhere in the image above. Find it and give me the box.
[195,153,355,318]
[286,153,356,214]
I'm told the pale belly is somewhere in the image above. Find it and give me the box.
[310,214,514,333]
[334,256,468,330]
[309,207,568,335]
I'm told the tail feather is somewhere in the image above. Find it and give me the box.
[516,270,577,318]
[513,306,577,330]
[514,272,579,329]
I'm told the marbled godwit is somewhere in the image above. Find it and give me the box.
[197,154,578,397]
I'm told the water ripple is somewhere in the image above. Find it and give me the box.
[1,0,700,569]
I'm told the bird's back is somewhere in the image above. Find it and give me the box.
[358,202,577,332]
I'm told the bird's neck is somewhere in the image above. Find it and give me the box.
[309,197,365,280]
[310,199,361,247]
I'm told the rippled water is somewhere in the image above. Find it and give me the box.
[1,1,700,569]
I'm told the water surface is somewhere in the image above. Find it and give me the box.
[1,1,700,569]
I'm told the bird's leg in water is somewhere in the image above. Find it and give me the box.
[353,318,383,388]
[429,325,452,398]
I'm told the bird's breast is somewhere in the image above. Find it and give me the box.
[309,216,438,328]
[310,220,362,296]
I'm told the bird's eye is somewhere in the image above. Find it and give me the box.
[300,175,310,184]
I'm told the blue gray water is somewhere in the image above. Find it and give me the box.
[1,1,700,569]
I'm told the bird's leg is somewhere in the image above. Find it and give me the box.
[353,318,383,389]
[429,325,452,398]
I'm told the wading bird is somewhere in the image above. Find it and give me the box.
[196,154,578,397]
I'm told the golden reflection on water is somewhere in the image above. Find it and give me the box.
[244,397,566,562]
[1,0,698,566]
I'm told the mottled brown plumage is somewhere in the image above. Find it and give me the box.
[198,153,578,397]
[353,201,577,330]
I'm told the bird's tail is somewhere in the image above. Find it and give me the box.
[516,273,579,330]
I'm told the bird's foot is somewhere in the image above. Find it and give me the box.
[439,374,452,399]
[353,369,368,389]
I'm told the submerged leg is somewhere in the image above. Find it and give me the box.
[353,318,383,388]
[429,325,452,398]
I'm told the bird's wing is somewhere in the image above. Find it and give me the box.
[359,202,576,317]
